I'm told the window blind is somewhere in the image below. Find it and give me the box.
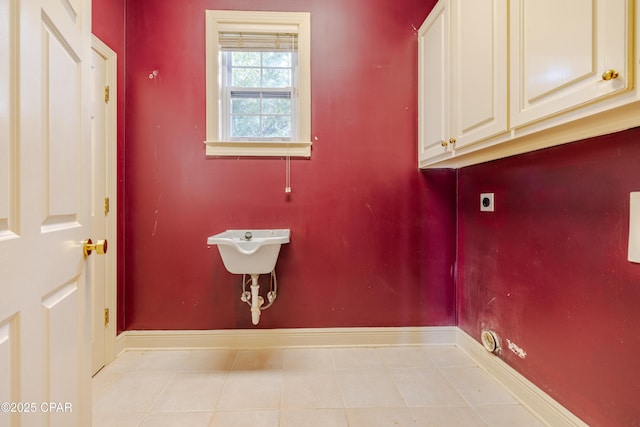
[230,91,292,100]
[218,32,298,52]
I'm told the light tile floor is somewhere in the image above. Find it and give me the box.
[92,345,547,427]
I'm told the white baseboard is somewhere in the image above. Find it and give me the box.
[115,326,586,426]
[455,329,588,427]
[115,326,457,354]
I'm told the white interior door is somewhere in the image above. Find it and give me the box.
[0,0,92,425]
[90,37,117,376]
[90,46,107,375]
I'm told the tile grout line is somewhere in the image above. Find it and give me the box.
[435,363,491,427]
[435,354,544,426]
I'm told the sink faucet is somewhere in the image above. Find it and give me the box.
[244,231,253,241]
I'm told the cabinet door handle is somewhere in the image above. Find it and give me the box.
[602,69,619,81]
[441,140,448,147]
[449,138,456,145]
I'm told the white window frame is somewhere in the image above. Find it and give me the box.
[205,10,311,157]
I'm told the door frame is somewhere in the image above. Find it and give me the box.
[91,34,118,368]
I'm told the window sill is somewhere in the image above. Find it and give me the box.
[204,140,311,158]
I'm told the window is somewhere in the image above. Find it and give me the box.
[221,40,296,141]
[205,11,311,157]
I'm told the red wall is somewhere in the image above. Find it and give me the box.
[92,0,127,333]
[457,127,640,426]
[122,0,456,330]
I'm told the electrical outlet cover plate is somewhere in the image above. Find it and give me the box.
[480,193,494,212]
[630,192,640,263]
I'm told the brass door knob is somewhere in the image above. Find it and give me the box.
[449,138,456,145]
[602,69,619,81]
[84,239,108,257]
[441,140,448,147]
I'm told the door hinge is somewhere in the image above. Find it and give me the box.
[104,197,110,215]
[104,85,110,103]
[104,308,110,326]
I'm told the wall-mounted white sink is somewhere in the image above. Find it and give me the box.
[208,229,290,325]
[207,229,290,275]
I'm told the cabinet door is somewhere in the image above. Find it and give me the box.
[451,0,508,149]
[510,0,632,128]
[418,0,451,165]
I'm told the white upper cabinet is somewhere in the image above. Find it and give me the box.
[418,0,508,167]
[451,0,508,149]
[418,0,639,169]
[418,1,451,164]
[510,0,631,127]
